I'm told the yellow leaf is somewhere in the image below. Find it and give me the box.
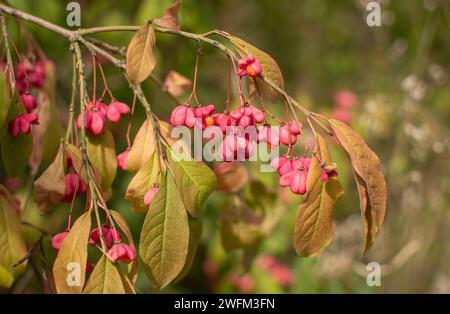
[33,145,66,213]
[65,143,101,186]
[294,135,344,257]
[126,152,160,213]
[0,186,27,276]
[127,119,155,172]
[126,23,157,84]
[53,211,91,294]
[329,119,387,253]
[86,129,117,189]
[83,256,125,294]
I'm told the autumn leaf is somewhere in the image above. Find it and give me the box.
[86,129,117,189]
[139,174,189,289]
[329,119,387,253]
[153,0,181,31]
[163,70,192,97]
[294,135,344,257]
[224,33,285,102]
[65,143,101,186]
[127,119,155,172]
[126,22,157,85]
[214,161,248,193]
[174,217,202,283]
[0,264,14,288]
[168,151,217,218]
[83,256,125,294]
[33,144,66,213]
[0,186,28,276]
[53,211,91,294]
[126,152,161,213]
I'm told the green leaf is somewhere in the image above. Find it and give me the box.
[0,186,28,276]
[168,151,217,218]
[329,119,387,253]
[0,264,14,288]
[86,129,117,189]
[126,23,157,84]
[139,174,189,289]
[1,132,33,177]
[126,152,160,213]
[53,211,91,294]
[83,256,125,294]
[294,135,344,257]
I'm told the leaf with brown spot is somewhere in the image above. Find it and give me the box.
[53,211,91,294]
[294,135,344,257]
[214,162,248,193]
[126,23,157,85]
[127,119,156,172]
[33,145,66,213]
[153,0,181,31]
[329,119,387,253]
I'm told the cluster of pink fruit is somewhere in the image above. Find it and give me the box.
[76,99,130,135]
[271,155,338,195]
[52,225,136,270]
[7,59,51,137]
[169,102,304,161]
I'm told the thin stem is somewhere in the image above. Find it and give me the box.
[65,51,77,142]
[0,13,16,93]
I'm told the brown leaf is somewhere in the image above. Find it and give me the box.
[153,0,181,31]
[126,23,157,85]
[329,119,387,253]
[127,119,156,172]
[226,33,285,102]
[294,135,344,257]
[53,211,91,294]
[163,70,192,97]
[33,145,66,213]
[214,162,248,192]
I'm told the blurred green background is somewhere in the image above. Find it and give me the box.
[3,0,450,293]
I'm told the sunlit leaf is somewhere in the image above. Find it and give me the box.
[83,256,125,294]
[86,129,117,189]
[33,144,66,213]
[139,174,189,289]
[126,152,160,213]
[53,211,91,294]
[329,119,387,253]
[126,23,157,84]
[127,119,155,172]
[294,135,344,257]
[168,151,217,218]
[0,264,14,288]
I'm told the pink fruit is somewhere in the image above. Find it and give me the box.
[51,231,69,251]
[170,105,196,128]
[237,53,262,78]
[144,186,159,206]
[108,243,136,264]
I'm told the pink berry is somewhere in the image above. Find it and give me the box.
[51,231,69,251]
[144,186,159,206]
[108,243,136,264]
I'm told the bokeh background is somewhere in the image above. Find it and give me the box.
[2,0,449,293]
